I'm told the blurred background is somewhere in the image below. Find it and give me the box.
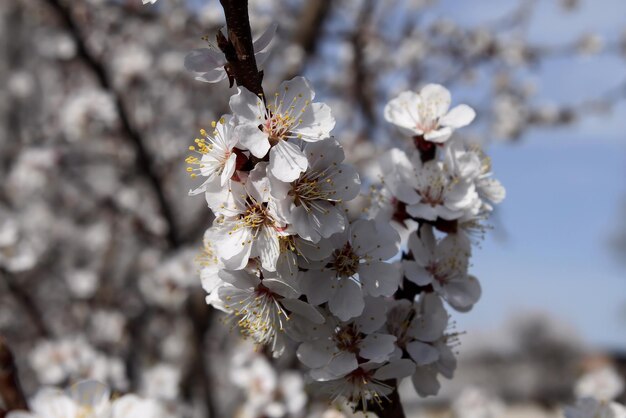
[0,0,624,417]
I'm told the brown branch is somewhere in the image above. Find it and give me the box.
[0,338,28,413]
[42,0,179,247]
[352,0,377,130]
[0,268,51,338]
[183,292,216,418]
[284,0,333,80]
[217,0,264,97]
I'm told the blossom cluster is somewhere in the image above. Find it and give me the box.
[7,380,167,418]
[187,22,505,408]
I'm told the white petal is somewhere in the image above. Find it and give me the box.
[440,104,476,128]
[328,279,364,321]
[218,269,259,289]
[420,84,451,117]
[229,87,265,124]
[297,341,335,369]
[269,140,308,182]
[234,124,270,158]
[296,103,335,141]
[195,69,228,83]
[220,153,237,186]
[359,333,397,362]
[184,48,225,72]
[300,270,334,305]
[411,366,441,397]
[282,298,325,324]
[355,296,388,334]
[360,262,401,297]
[409,293,448,342]
[253,23,277,52]
[403,260,432,286]
[373,359,416,380]
[444,275,481,311]
[255,226,280,272]
[423,126,453,143]
[384,91,422,136]
[319,163,361,202]
[406,341,439,366]
[310,352,358,381]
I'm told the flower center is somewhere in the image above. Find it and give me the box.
[333,324,362,353]
[226,284,289,348]
[241,203,272,230]
[416,103,440,133]
[264,113,294,145]
[426,262,448,284]
[332,243,360,278]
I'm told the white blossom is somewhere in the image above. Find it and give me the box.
[297,298,396,381]
[575,366,625,403]
[300,220,401,321]
[186,115,239,194]
[384,84,475,143]
[7,380,167,418]
[207,163,288,271]
[380,148,480,222]
[230,76,335,182]
[403,225,481,311]
[211,267,324,356]
[269,138,361,243]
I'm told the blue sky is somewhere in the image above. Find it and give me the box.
[427,0,626,349]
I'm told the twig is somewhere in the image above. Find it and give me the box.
[41,0,179,247]
[217,0,264,97]
[0,338,28,413]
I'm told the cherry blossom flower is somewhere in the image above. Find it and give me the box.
[269,138,361,242]
[385,294,457,397]
[208,163,288,271]
[230,76,335,182]
[317,360,416,411]
[380,148,480,221]
[186,115,239,194]
[185,24,276,83]
[444,142,505,212]
[403,225,481,311]
[296,298,396,380]
[300,220,401,321]
[230,343,308,418]
[212,267,324,356]
[575,366,625,402]
[384,84,475,143]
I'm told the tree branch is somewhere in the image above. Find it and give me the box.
[217,0,264,97]
[42,0,179,247]
[0,338,28,413]
[0,268,51,339]
[283,0,333,80]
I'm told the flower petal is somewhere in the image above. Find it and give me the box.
[440,104,476,128]
[328,279,364,321]
[269,140,308,182]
